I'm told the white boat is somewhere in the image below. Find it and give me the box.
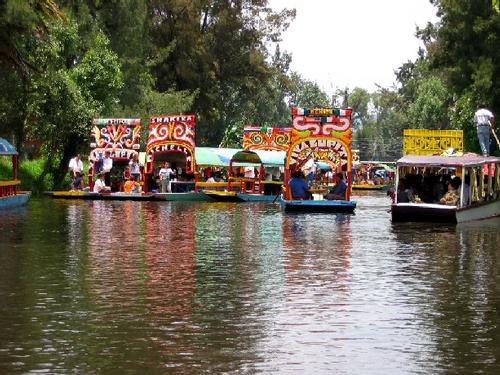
[391,154,500,223]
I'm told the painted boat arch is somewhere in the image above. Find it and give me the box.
[88,118,141,188]
[145,115,195,178]
[243,126,291,152]
[284,107,354,201]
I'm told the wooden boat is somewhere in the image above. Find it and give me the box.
[281,107,357,213]
[47,191,163,201]
[0,138,31,208]
[153,192,214,201]
[391,154,500,223]
[202,148,286,202]
[351,184,388,191]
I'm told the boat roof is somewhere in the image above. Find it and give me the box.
[397,154,500,167]
[195,147,241,167]
[231,149,285,166]
[0,138,18,155]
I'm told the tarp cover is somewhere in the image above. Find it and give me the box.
[0,138,18,155]
[397,154,500,167]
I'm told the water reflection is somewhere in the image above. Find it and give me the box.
[0,197,499,374]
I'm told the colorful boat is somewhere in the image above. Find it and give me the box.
[352,161,395,191]
[0,138,31,208]
[144,114,214,201]
[47,191,162,201]
[46,118,150,200]
[203,127,290,202]
[281,107,356,213]
[391,154,500,223]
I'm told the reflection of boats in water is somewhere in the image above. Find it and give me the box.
[0,138,31,208]
[391,154,500,223]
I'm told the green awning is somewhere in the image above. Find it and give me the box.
[231,150,285,166]
[195,147,240,167]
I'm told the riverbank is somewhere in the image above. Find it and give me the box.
[0,157,75,194]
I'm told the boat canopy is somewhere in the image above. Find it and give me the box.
[231,149,286,167]
[0,138,18,156]
[397,154,500,168]
[195,147,241,167]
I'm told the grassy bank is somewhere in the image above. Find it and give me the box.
[0,157,79,194]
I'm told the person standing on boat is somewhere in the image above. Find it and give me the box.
[68,154,83,189]
[102,151,113,186]
[68,154,83,177]
[129,154,141,181]
[159,162,174,193]
[302,157,317,182]
[474,105,495,156]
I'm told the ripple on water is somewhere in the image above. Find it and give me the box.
[0,195,499,374]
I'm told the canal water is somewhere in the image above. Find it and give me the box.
[0,193,499,374]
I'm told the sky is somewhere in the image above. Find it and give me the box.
[268,0,439,94]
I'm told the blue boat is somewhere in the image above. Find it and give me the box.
[281,199,356,213]
[0,138,31,209]
[281,107,357,213]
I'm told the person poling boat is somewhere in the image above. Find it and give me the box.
[474,105,496,156]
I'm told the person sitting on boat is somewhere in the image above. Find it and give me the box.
[123,175,142,193]
[439,177,461,206]
[72,172,84,191]
[324,172,347,200]
[396,178,415,203]
[289,170,311,200]
[93,172,111,193]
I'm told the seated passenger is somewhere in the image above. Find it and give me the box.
[396,178,415,203]
[440,177,461,206]
[324,172,347,200]
[123,176,142,193]
[289,170,311,200]
[93,172,111,193]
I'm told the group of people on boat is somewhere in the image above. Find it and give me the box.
[395,173,465,206]
[68,152,143,193]
[289,169,347,201]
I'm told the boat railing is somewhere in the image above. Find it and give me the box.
[0,180,20,197]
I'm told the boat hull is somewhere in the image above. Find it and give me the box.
[281,199,356,213]
[47,191,162,201]
[202,190,244,202]
[153,192,214,202]
[391,199,500,223]
[237,193,278,202]
[352,184,388,191]
[0,192,31,208]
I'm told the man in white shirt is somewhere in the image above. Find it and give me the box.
[158,162,174,193]
[93,173,110,193]
[474,106,495,156]
[68,154,83,189]
[244,166,255,178]
[302,157,317,182]
[68,154,83,177]
[102,151,113,186]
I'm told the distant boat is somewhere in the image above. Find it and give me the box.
[0,138,31,209]
[391,154,500,223]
